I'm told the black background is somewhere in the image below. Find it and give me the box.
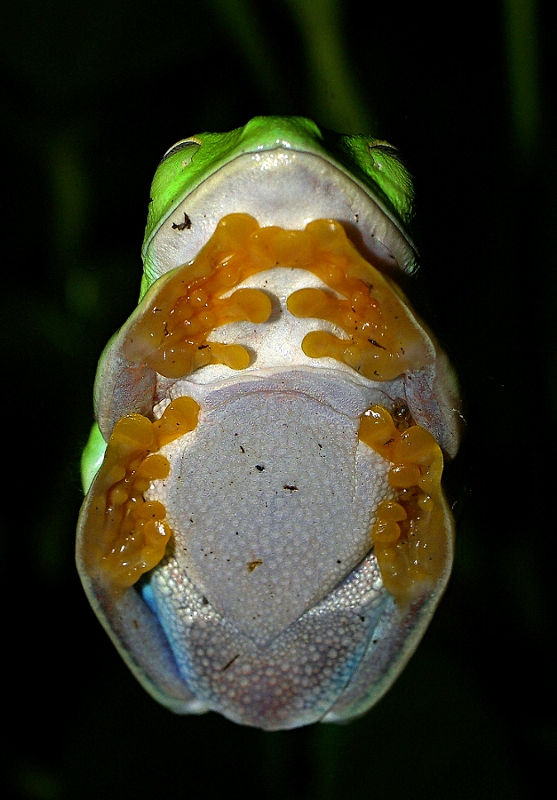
[1,1,555,798]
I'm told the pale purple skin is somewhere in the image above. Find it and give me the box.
[77,136,461,730]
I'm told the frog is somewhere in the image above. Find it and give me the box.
[77,116,461,730]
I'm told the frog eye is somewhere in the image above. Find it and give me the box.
[159,136,202,165]
[367,140,406,166]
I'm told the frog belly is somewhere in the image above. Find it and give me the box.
[142,374,397,728]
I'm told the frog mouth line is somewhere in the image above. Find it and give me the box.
[141,147,418,290]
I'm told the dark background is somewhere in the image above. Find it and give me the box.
[2,1,555,798]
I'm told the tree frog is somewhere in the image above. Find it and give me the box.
[77,117,461,730]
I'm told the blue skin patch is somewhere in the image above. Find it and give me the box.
[140,580,157,615]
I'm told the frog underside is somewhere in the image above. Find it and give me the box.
[78,213,457,730]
